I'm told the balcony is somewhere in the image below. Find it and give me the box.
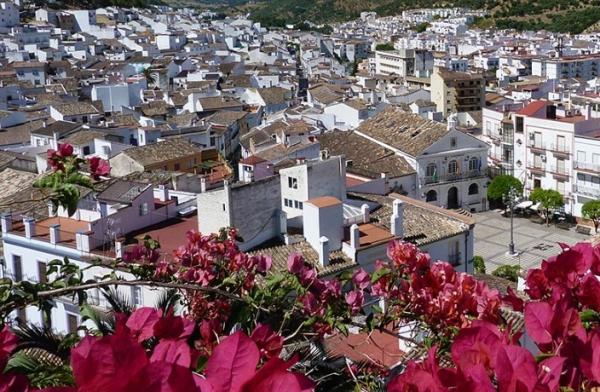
[572,184,600,198]
[547,165,570,180]
[421,169,485,185]
[526,164,545,175]
[574,161,600,174]
[527,140,570,157]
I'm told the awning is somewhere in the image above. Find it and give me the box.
[515,200,533,209]
[529,202,541,211]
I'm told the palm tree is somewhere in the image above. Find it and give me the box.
[142,68,157,87]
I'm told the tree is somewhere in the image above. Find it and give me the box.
[581,199,600,233]
[142,68,157,88]
[375,42,394,51]
[487,175,523,203]
[530,187,564,226]
[414,22,430,33]
[473,255,486,274]
[491,264,520,282]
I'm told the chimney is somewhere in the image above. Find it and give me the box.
[23,217,35,238]
[318,236,329,267]
[47,201,55,217]
[76,231,91,252]
[350,224,360,249]
[1,213,12,233]
[585,104,592,120]
[391,199,404,238]
[361,203,370,223]
[157,184,169,202]
[49,224,60,244]
[115,239,123,258]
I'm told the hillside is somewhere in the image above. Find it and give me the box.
[204,0,600,34]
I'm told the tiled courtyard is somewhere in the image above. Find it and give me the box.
[473,210,592,273]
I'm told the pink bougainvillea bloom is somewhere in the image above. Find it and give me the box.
[250,324,283,360]
[88,156,111,179]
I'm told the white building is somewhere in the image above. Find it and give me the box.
[374,49,433,78]
[482,100,600,218]
[1,180,198,333]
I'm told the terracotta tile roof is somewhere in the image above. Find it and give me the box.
[240,155,267,165]
[249,239,356,277]
[355,106,449,157]
[52,102,99,116]
[349,193,471,247]
[324,328,404,368]
[516,100,548,117]
[306,196,342,208]
[318,130,415,179]
[121,139,204,167]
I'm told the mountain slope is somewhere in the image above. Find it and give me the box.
[208,0,600,34]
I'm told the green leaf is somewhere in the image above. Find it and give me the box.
[370,267,391,283]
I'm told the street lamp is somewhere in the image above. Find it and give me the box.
[503,186,519,257]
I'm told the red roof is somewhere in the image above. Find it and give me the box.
[324,329,405,368]
[516,100,548,117]
[240,155,267,165]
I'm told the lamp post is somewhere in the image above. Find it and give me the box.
[503,186,519,256]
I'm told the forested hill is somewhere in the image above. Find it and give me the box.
[203,0,600,35]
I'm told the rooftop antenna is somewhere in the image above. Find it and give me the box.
[557,36,564,57]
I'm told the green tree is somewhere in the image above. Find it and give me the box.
[487,175,523,202]
[414,22,430,33]
[491,264,520,282]
[473,255,486,274]
[581,199,600,233]
[530,188,564,226]
[142,68,157,87]
[375,42,395,51]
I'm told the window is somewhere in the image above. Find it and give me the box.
[284,198,293,208]
[174,163,180,171]
[448,160,458,174]
[450,137,457,147]
[594,153,600,165]
[12,255,22,282]
[83,146,90,155]
[139,202,148,216]
[293,200,303,209]
[468,157,479,171]
[67,313,78,334]
[557,180,565,195]
[577,150,586,163]
[37,261,47,284]
[468,183,479,195]
[288,177,298,189]
[425,190,437,202]
[515,116,523,133]
[425,163,437,177]
[131,286,142,306]
[222,203,226,211]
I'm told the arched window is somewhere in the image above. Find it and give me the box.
[426,163,437,177]
[468,183,479,195]
[448,160,458,174]
[426,190,437,202]
[468,157,479,171]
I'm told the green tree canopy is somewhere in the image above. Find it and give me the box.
[414,22,430,33]
[530,188,564,226]
[375,42,395,51]
[487,175,523,202]
[582,199,600,233]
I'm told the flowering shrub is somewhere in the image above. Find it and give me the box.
[7,145,600,391]
[34,143,110,216]
[388,241,600,391]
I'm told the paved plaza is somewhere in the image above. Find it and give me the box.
[473,210,592,273]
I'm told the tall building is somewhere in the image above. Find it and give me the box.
[430,66,485,117]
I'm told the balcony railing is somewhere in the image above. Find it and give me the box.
[527,140,570,154]
[547,165,570,178]
[421,169,485,185]
[527,164,546,174]
[573,184,600,198]
[574,161,600,173]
